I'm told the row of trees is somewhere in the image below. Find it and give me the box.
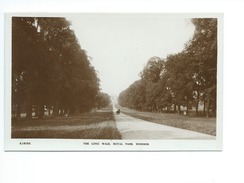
[118,18,217,117]
[95,92,111,109]
[12,17,110,119]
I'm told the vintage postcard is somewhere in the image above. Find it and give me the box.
[4,13,223,151]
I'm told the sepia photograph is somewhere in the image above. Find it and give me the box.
[5,13,223,151]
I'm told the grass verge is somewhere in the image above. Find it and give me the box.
[117,105,216,136]
[12,106,122,139]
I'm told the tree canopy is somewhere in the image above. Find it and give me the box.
[118,18,217,117]
[12,17,105,119]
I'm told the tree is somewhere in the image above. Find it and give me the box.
[140,56,165,82]
[96,92,111,109]
[118,18,217,117]
[184,18,217,116]
[12,17,100,119]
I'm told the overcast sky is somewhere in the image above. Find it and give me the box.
[66,14,195,96]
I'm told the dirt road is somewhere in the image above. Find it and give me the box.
[114,112,215,140]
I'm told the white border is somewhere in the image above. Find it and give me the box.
[4,13,223,151]
[2,1,244,183]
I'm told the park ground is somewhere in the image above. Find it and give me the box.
[115,104,216,136]
[12,104,216,139]
[12,105,122,139]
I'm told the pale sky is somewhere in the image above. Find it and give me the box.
[66,14,195,96]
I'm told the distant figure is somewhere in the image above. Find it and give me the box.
[116,109,120,115]
[183,111,187,116]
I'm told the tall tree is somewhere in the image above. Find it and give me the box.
[12,17,100,119]
[184,18,217,116]
[118,18,217,117]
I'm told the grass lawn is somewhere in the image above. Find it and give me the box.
[117,105,216,136]
[12,105,122,139]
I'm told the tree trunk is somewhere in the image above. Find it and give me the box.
[26,99,32,119]
[212,99,216,117]
[203,99,206,116]
[16,104,21,118]
[38,104,44,119]
[186,95,189,116]
[166,106,169,112]
[12,104,17,118]
[48,107,51,115]
[178,104,181,114]
[195,90,199,116]
[206,98,210,118]
[60,109,65,116]
[53,103,59,116]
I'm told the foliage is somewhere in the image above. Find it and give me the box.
[12,17,101,119]
[118,18,218,117]
[95,92,111,109]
